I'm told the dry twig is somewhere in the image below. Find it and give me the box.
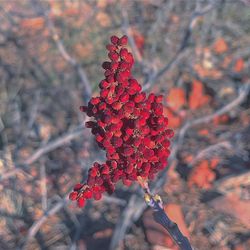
[143,1,215,90]
[23,125,85,165]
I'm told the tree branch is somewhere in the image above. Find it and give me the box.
[143,1,215,90]
[23,125,84,165]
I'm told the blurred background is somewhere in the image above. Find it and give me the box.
[0,0,250,249]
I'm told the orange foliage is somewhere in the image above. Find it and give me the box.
[221,56,232,68]
[163,107,182,128]
[188,158,220,189]
[213,37,228,54]
[213,114,229,125]
[183,154,194,164]
[198,129,210,136]
[234,58,245,72]
[210,157,220,169]
[188,80,210,110]
[20,17,45,30]
[167,87,186,111]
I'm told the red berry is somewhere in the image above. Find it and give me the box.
[74,183,83,191]
[83,190,93,199]
[93,192,102,200]
[111,35,119,45]
[77,197,85,208]
[118,35,128,46]
[106,44,117,51]
[69,191,78,201]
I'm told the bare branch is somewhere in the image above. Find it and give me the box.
[22,194,69,250]
[23,125,84,165]
[175,83,250,151]
[189,141,232,166]
[40,162,48,211]
[47,17,92,101]
[23,193,126,250]
[30,0,92,101]
[143,1,215,90]
[109,195,139,250]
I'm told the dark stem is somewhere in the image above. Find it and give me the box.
[147,195,192,250]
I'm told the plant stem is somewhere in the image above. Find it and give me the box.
[145,192,192,250]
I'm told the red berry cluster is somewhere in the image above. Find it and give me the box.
[69,35,174,208]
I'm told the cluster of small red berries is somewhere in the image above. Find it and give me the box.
[69,35,174,208]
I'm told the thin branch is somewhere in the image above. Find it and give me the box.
[0,168,33,182]
[189,141,232,166]
[23,193,126,250]
[47,17,92,101]
[0,169,20,181]
[143,1,215,90]
[109,195,139,250]
[23,125,84,165]
[30,0,92,101]
[22,195,69,250]
[176,83,250,150]
[40,162,48,211]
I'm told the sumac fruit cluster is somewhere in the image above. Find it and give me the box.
[69,35,174,208]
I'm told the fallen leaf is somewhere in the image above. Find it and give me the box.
[93,228,113,238]
[20,17,45,30]
[167,87,186,111]
[210,158,220,169]
[198,129,210,136]
[213,114,229,125]
[188,160,216,189]
[213,38,228,54]
[188,80,210,110]
[163,107,182,128]
[234,58,245,72]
